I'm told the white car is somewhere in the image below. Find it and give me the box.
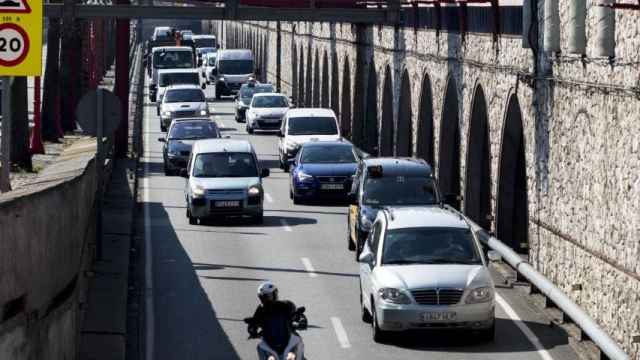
[156,69,203,115]
[246,93,291,133]
[159,85,211,132]
[359,206,497,343]
[277,108,341,171]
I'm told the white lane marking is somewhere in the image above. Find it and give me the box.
[331,317,352,349]
[301,257,318,278]
[496,293,554,360]
[264,193,273,203]
[280,218,292,232]
[143,92,155,360]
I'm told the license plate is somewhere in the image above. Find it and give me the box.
[321,183,344,190]
[214,200,240,208]
[420,312,457,322]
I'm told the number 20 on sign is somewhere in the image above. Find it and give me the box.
[0,0,42,76]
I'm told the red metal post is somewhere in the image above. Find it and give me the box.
[30,76,45,154]
[114,0,130,158]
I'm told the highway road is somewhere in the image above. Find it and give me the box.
[139,77,582,360]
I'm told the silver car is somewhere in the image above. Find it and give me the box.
[246,93,291,133]
[358,206,496,342]
[159,85,211,132]
[182,139,270,224]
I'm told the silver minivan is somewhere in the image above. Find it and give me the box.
[182,139,270,224]
[213,49,255,99]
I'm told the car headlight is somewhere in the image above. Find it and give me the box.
[191,184,206,198]
[465,286,493,304]
[248,186,261,196]
[163,111,171,117]
[360,214,373,231]
[297,170,313,181]
[379,288,411,305]
[218,76,225,82]
[200,109,208,116]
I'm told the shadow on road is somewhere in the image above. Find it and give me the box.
[200,215,317,228]
[192,262,358,278]
[148,202,242,360]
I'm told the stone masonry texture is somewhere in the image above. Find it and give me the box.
[207,2,640,356]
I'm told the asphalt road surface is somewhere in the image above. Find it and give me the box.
[139,76,581,360]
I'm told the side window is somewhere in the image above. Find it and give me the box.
[368,221,382,257]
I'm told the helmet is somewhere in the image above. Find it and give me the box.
[257,281,278,303]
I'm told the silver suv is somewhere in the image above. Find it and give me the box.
[358,206,497,342]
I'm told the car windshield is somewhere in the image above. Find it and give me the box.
[240,85,274,99]
[300,145,356,164]
[382,227,482,265]
[363,176,438,205]
[195,38,217,48]
[218,60,253,75]
[252,96,288,108]
[192,152,258,178]
[153,50,194,69]
[287,117,338,135]
[164,89,205,103]
[159,73,199,87]
[169,122,219,139]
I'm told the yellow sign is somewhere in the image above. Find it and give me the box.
[0,0,42,76]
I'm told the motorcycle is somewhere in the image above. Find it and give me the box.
[244,306,308,360]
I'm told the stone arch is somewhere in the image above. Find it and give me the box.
[352,54,365,146]
[417,73,434,165]
[464,84,492,230]
[363,62,378,155]
[439,75,462,209]
[298,46,305,106]
[321,51,330,108]
[292,44,298,104]
[496,94,529,253]
[379,66,394,156]
[340,56,352,138]
[330,51,340,116]
[313,49,321,107]
[305,46,313,107]
[396,69,413,157]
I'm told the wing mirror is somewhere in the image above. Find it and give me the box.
[487,250,502,262]
[197,59,203,67]
[157,137,166,142]
[179,168,189,178]
[260,168,270,178]
[201,83,207,90]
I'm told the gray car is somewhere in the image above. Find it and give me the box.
[159,85,211,132]
[182,139,270,224]
[359,206,497,343]
[158,118,221,175]
[246,93,291,133]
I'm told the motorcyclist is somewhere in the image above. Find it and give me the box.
[248,282,301,360]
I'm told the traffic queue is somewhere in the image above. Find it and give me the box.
[145,25,498,359]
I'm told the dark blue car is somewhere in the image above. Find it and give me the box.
[289,141,362,204]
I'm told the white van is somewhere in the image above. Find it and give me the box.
[149,46,195,102]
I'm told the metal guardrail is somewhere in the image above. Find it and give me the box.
[456,209,629,360]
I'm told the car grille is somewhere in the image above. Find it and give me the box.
[411,289,464,305]
[257,120,282,129]
[317,176,348,183]
[206,189,245,197]
[173,110,197,118]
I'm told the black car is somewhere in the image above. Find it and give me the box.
[235,82,275,122]
[347,158,444,259]
[158,118,221,175]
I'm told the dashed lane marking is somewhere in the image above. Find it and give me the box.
[280,218,292,232]
[301,257,318,278]
[331,317,352,349]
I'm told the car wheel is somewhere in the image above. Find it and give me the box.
[289,187,293,200]
[247,124,254,134]
[278,153,285,169]
[360,284,372,323]
[283,161,290,173]
[293,194,302,205]
[216,92,221,100]
[188,210,197,225]
[478,323,495,343]
[164,165,171,176]
[371,300,387,343]
[254,212,264,224]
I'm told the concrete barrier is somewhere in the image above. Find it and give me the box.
[0,139,98,359]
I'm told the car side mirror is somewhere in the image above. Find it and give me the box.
[260,168,270,178]
[487,250,502,262]
[358,251,374,264]
[197,59,203,66]
[179,168,189,178]
[157,137,166,142]
[211,68,218,76]
[201,83,207,90]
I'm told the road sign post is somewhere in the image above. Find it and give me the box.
[0,0,42,76]
[0,76,11,192]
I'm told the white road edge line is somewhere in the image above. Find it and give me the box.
[264,193,273,203]
[280,218,292,232]
[301,257,318,278]
[143,91,155,360]
[330,317,352,349]
[495,293,554,360]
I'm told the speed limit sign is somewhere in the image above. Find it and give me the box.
[0,23,30,67]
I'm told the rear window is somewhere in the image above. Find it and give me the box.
[252,96,288,108]
[195,37,217,48]
[169,122,219,139]
[159,73,199,87]
[164,89,205,103]
[287,117,338,136]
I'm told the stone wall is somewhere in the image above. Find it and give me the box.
[0,140,98,359]
[209,2,639,356]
